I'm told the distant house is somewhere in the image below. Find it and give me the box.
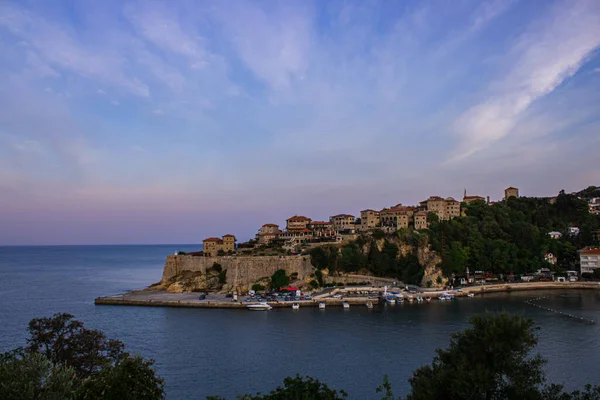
[329,214,356,234]
[414,211,428,230]
[359,209,380,231]
[286,216,311,231]
[504,187,519,200]
[568,227,580,236]
[202,235,236,256]
[308,221,335,238]
[580,248,600,275]
[544,252,557,265]
[256,224,279,245]
[548,231,562,239]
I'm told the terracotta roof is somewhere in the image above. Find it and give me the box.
[463,195,485,200]
[287,215,311,222]
[203,237,222,242]
[380,206,411,213]
[415,211,428,216]
[506,187,518,190]
[331,214,354,219]
[299,228,312,233]
[223,234,235,238]
[361,209,378,213]
[580,248,600,255]
[262,223,278,227]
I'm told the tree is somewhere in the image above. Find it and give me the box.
[408,312,551,400]
[234,375,348,400]
[1,313,165,400]
[270,269,290,290]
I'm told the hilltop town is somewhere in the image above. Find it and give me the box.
[201,187,521,256]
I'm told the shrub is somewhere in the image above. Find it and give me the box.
[251,284,265,292]
[211,263,222,273]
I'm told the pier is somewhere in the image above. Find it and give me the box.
[95,290,379,309]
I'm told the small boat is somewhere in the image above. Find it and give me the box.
[343,302,350,309]
[385,296,396,305]
[292,302,300,310]
[407,296,414,303]
[319,302,326,309]
[467,293,475,298]
[425,297,431,303]
[247,303,272,311]
[366,301,374,309]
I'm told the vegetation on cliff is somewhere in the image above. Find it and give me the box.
[308,188,599,284]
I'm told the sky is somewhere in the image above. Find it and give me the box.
[0,0,599,245]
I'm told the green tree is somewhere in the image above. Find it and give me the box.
[1,313,165,399]
[270,269,290,290]
[235,375,347,400]
[407,312,551,400]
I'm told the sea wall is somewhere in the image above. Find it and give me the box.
[160,254,314,292]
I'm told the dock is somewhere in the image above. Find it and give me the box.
[95,290,378,309]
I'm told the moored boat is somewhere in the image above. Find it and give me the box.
[319,302,326,309]
[247,303,273,311]
[343,302,350,309]
[385,296,396,305]
[366,301,374,309]
[292,302,300,310]
[467,293,475,298]
[425,297,431,303]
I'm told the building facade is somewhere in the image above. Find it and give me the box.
[308,221,335,237]
[505,187,519,200]
[330,214,356,234]
[414,211,428,230]
[359,209,380,231]
[419,196,460,221]
[580,248,600,275]
[286,216,311,231]
[202,234,236,256]
[256,224,280,245]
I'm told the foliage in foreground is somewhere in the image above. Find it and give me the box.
[208,313,599,400]
[0,313,165,400]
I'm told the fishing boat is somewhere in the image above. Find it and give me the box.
[292,302,300,310]
[366,301,374,309]
[343,302,350,309]
[247,303,273,311]
[319,302,326,309]
[385,296,396,305]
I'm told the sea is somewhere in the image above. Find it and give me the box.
[1,245,599,399]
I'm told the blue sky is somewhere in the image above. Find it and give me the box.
[1,0,599,245]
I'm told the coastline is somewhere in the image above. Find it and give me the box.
[95,281,600,309]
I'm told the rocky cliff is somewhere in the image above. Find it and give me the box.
[155,254,314,293]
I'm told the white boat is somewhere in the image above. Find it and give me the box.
[366,301,374,309]
[467,293,475,298]
[438,293,454,301]
[425,297,431,303]
[385,296,396,304]
[292,302,300,310]
[343,302,350,309]
[247,303,272,311]
[319,302,326,309]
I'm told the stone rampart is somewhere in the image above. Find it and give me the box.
[161,254,314,289]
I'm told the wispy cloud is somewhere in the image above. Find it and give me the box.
[449,0,600,163]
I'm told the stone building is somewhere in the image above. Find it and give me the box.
[504,187,519,200]
[379,206,414,230]
[414,211,428,230]
[286,215,311,231]
[463,195,486,204]
[419,196,460,221]
[359,209,380,231]
[202,234,236,256]
[330,214,356,234]
[308,221,335,237]
[256,223,279,245]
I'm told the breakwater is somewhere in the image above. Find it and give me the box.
[94,290,378,309]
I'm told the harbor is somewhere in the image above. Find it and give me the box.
[94,281,600,310]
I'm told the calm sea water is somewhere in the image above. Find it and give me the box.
[1,245,599,399]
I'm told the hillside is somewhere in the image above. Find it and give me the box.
[310,188,600,284]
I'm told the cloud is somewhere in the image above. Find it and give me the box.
[110,100,120,106]
[97,89,106,94]
[449,0,600,163]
